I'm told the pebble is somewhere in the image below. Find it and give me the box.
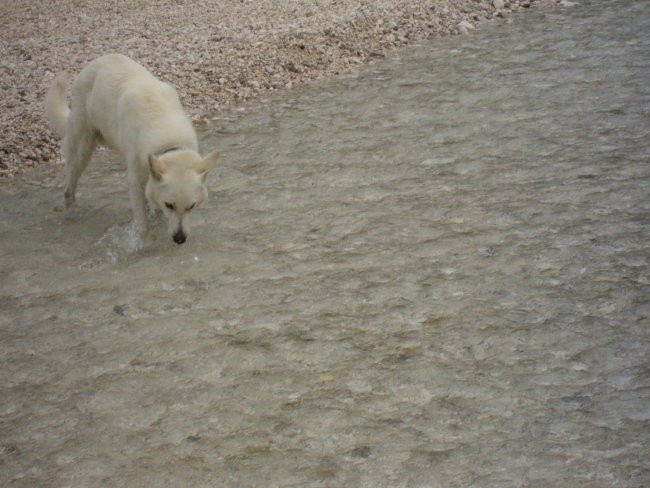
[459,21,475,35]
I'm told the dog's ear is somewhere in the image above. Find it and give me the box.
[148,154,166,181]
[196,149,219,182]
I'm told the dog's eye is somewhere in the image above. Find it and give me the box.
[187,203,196,211]
[164,202,175,211]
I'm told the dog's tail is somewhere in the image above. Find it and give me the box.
[45,72,71,138]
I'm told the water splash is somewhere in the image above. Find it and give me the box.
[96,221,144,263]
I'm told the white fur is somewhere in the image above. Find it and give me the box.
[45,54,218,243]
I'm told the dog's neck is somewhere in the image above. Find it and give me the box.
[155,146,183,157]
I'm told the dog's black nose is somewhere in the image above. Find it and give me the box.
[172,230,186,244]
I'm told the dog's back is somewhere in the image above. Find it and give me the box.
[74,54,198,160]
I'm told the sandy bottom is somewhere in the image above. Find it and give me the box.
[1,2,648,486]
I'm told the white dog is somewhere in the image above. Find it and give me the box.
[45,54,219,244]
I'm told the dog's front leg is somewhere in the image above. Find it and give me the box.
[127,169,148,238]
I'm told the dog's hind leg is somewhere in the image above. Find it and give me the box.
[62,115,97,208]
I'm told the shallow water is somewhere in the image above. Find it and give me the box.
[1,1,649,486]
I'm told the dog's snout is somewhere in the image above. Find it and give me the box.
[172,230,187,244]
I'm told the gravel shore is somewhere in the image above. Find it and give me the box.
[1,0,558,179]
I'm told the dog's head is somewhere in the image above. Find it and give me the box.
[145,149,219,244]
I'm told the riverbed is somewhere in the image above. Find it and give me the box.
[1,1,648,486]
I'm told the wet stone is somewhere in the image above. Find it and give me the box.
[347,446,372,459]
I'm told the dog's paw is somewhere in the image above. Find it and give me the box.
[64,188,76,208]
